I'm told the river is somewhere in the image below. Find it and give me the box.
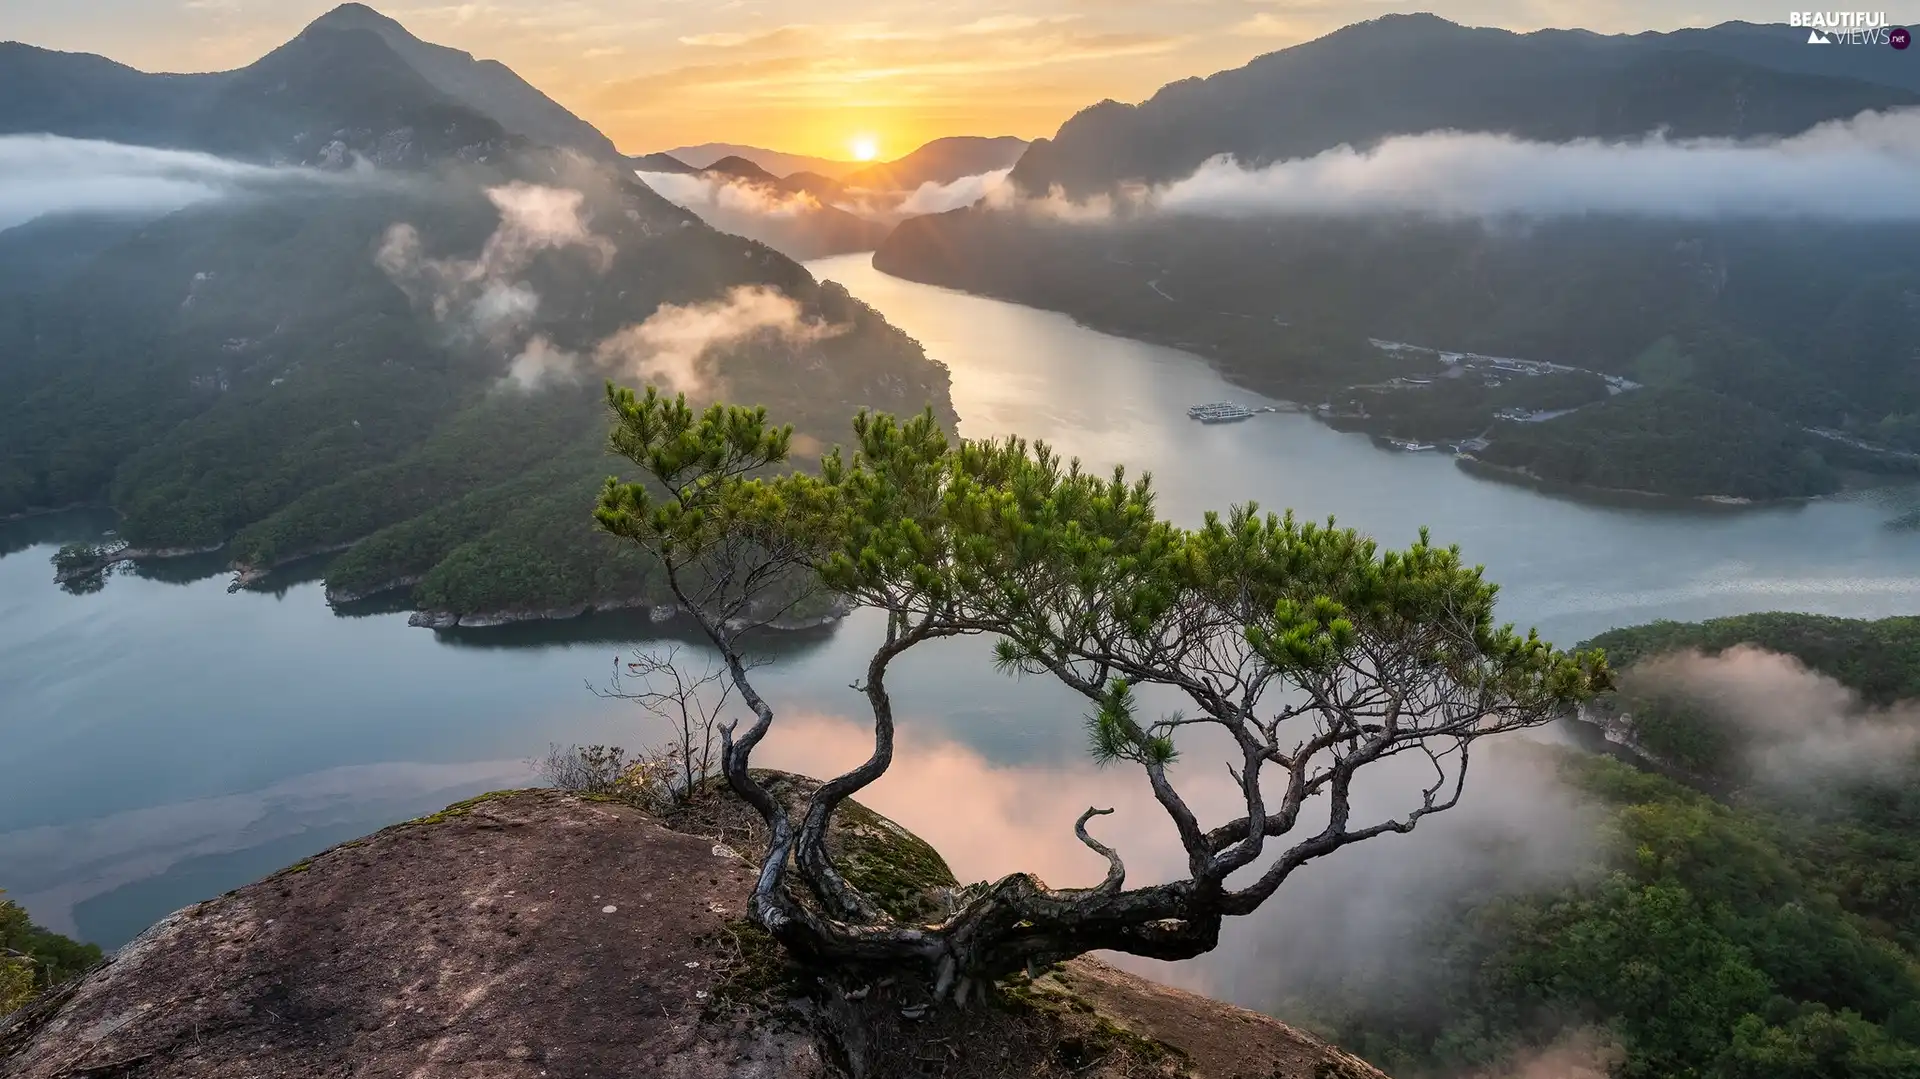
[3,252,1918,954]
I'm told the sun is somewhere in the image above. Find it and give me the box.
[850,136,880,162]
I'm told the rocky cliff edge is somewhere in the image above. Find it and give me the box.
[0,787,1388,1079]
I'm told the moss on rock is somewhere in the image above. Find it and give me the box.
[405,787,529,826]
[669,770,961,923]
[827,798,959,923]
[701,918,806,1017]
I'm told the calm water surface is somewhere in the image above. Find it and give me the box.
[3,252,1917,947]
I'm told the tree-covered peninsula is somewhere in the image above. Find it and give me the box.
[1,12,956,624]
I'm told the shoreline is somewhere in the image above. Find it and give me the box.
[228,541,362,592]
[865,262,1886,512]
[27,517,849,634]
[323,574,425,606]
[2,502,103,524]
[405,595,855,632]
[52,542,224,583]
[1452,455,1818,510]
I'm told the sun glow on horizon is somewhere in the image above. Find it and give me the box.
[850,135,880,162]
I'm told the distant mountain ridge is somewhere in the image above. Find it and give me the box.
[628,151,694,173]
[0,45,223,148]
[839,135,1027,190]
[1009,14,1919,196]
[701,155,780,183]
[0,29,510,166]
[1629,18,1920,91]
[654,136,1030,189]
[658,143,863,178]
[1,3,618,165]
[630,155,891,260]
[630,138,1029,261]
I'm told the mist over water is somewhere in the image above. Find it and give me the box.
[636,170,824,220]
[1,253,1917,979]
[635,165,1013,226]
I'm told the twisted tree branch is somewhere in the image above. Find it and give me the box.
[1073,807,1125,895]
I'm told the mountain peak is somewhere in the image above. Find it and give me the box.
[308,3,409,36]
[294,2,618,160]
[1373,11,1461,26]
[1320,11,1485,45]
[703,154,778,182]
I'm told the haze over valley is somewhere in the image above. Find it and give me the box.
[4,5,1920,1079]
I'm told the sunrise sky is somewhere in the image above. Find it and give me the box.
[11,1,1774,160]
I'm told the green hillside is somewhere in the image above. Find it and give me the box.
[1275,613,1920,1079]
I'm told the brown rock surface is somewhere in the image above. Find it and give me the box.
[1,789,1388,1079]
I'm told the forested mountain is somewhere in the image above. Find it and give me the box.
[1,3,617,165]
[0,45,224,149]
[657,143,862,178]
[627,151,695,174]
[1006,15,1918,196]
[779,170,849,200]
[0,7,955,622]
[0,30,506,167]
[302,3,620,160]
[1275,612,1920,1079]
[700,155,781,183]
[1629,20,1920,93]
[631,155,893,260]
[651,137,1027,194]
[878,15,1920,500]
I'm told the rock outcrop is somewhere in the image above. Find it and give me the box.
[0,788,1388,1079]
